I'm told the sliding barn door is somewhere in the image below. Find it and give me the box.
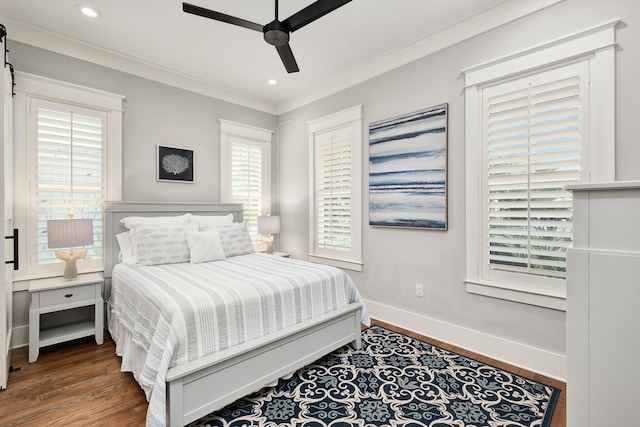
[0,58,14,389]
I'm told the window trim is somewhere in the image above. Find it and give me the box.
[462,20,617,310]
[219,119,273,248]
[307,105,363,272]
[13,72,124,281]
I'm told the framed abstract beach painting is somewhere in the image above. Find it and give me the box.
[369,104,448,230]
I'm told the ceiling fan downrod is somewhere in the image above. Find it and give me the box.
[264,0,290,46]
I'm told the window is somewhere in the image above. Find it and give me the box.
[315,127,353,254]
[463,22,616,309]
[219,120,272,245]
[484,63,588,287]
[13,73,123,280]
[308,105,362,271]
[34,99,106,269]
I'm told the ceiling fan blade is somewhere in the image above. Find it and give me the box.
[276,44,300,73]
[183,3,263,32]
[285,0,352,32]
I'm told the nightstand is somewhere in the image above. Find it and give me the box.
[28,272,104,363]
[271,252,291,258]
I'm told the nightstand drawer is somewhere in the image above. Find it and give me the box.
[39,284,96,307]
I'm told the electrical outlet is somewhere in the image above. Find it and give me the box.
[415,283,424,297]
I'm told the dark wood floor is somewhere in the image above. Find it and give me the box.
[0,320,566,426]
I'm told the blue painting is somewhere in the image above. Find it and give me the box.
[369,104,447,229]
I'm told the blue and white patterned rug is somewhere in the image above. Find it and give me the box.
[190,325,560,426]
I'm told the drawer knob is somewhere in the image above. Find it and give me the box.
[64,293,73,298]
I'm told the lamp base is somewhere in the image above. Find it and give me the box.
[55,249,87,280]
[261,234,274,254]
[265,242,274,254]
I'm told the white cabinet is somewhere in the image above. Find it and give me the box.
[566,181,640,427]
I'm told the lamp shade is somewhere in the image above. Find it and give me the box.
[47,218,94,249]
[257,215,280,235]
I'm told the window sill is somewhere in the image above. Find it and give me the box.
[464,279,566,311]
[308,254,363,272]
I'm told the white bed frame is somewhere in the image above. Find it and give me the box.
[103,201,363,426]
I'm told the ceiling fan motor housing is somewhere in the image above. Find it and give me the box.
[263,20,290,46]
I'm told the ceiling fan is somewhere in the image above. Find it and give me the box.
[182,0,352,73]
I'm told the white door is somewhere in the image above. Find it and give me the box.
[0,62,14,389]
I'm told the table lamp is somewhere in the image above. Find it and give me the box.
[47,216,94,280]
[257,215,280,254]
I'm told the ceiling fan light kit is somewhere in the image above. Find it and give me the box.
[183,0,352,73]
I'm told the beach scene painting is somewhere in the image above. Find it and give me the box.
[369,104,447,230]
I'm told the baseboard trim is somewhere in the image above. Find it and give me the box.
[365,299,566,381]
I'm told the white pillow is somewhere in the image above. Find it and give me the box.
[115,231,136,264]
[186,230,226,263]
[129,223,198,266]
[120,214,190,230]
[187,213,235,225]
[200,223,255,257]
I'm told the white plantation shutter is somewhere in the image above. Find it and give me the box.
[230,137,267,243]
[483,65,586,282]
[308,105,362,271]
[219,120,272,248]
[34,99,106,272]
[314,128,353,254]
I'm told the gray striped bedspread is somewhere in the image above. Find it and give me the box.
[109,253,369,426]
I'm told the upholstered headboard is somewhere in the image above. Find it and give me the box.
[103,201,244,298]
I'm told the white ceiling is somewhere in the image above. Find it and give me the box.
[0,0,560,114]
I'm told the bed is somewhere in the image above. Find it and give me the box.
[104,201,368,427]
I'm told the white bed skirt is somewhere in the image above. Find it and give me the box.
[108,305,153,400]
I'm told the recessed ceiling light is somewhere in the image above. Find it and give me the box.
[78,5,100,18]
[268,79,278,86]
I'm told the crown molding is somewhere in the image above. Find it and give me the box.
[276,0,564,114]
[5,18,278,114]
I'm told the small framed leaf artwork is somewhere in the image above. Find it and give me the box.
[157,145,194,183]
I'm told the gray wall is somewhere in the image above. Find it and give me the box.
[277,0,640,358]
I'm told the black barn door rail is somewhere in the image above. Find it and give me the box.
[4,228,18,270]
